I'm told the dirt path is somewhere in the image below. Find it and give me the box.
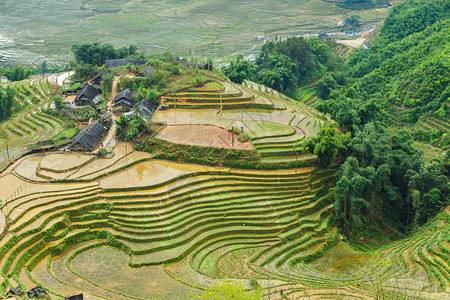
[99,76,120,151]
[336,37,365,48]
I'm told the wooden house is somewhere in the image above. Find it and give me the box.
[113,88,134,111]
[75,84,100,106]
[69,121,106,152]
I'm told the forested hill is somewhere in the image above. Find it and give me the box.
[316,0,449,147]
[302,0,449,239]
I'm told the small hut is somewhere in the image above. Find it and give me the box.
[137,66,157,78]
[91,70,106,85]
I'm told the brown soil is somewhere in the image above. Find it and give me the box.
[158,124,253,150]
[64,95,76,103]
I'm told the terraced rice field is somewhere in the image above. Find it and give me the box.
[414,116,450,135]
[0,147,337,299]
[155,80,327,163]
[297,85,320,106]
[0,76,68,173]
[0,149,448,299]
[0,78,448,299]
[0,0,390,65]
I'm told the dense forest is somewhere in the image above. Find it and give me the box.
[316,0,449,146]
[223,37,338,96]
[308,0,450,238]
[71,43,139,66]
[226,0,449,239]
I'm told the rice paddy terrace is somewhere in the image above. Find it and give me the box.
[0,0,391,65]
[0,80,448,300]
[155,81,325,164]
[0,74,70,173]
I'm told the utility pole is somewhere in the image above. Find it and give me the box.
[218,89,224,114]
[173,91,176,109]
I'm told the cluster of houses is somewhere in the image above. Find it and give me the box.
[68,59,158,152]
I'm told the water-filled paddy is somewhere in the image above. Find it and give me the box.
[100,159,222,189]
[40,153,94,172]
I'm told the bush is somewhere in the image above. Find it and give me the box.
[97,148,107,158]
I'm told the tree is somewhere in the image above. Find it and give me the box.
[40,60,47,79]
[0,86,15,122]
[407,158,449,225]
[222,55,256,84]
[302,123,350,167]
[316,73,338,99]
[345,15,361,28]
[257,53,296,92]
[53,95,64,109]
[1,65,32,81]
[101,74,114,98]
[333,157,377,235]
[72,43,139,66]
[74,63,98,80]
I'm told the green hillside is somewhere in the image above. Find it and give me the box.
[315,0,449,148]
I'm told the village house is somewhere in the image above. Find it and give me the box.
[112,88,134,111]
[136,99,158,121]
[75,84,101,107]
[69,121,106,152]
[137,66,157,78]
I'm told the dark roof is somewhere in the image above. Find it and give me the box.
[115,99,135,109]
[138,99,157,117]
[75,84,100,102]
[90,95,102,106]
[91,70,106,83]
[105,59,148,68]
[113,88,133,104]
[65,294,83,300]
[69,121,106,151]
[138,66,157,77]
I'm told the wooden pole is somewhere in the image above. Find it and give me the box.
[219,90,223,113]
[231,126,234,147]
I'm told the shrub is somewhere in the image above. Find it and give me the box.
[97,148,107,158]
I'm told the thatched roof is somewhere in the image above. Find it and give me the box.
[69,121,106,151]
[138,99,157,118]
[91,70,106,83]
[138,66,157,77]
[113,88,134,107]
[75,84,100,102]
